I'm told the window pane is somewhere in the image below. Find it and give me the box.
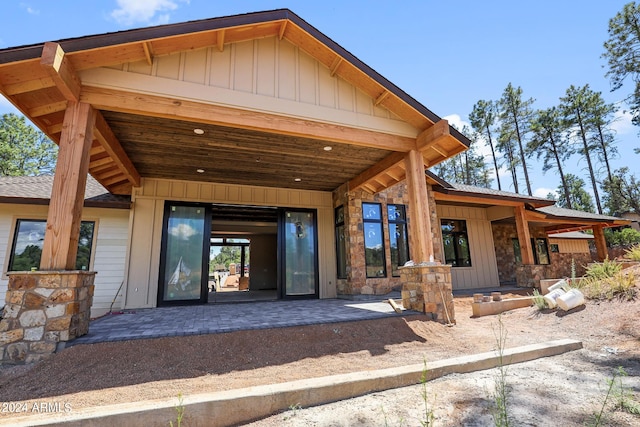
[162,206,206,301]
[284,211,317,296]
[512,238,522,264]
[9,220,95,271]
[9,220,45,271]
[387,205,406,221]
[75,222,95,270]
[362,203,381,220]
[364,222,385,277]
[441,219,472,267]
[536,238,550,265]
[389,223,409,276]
[336,224,347,279]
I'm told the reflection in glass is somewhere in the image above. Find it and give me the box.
[285,211,317,296]
[388,204,409,276]
[162,205,205,301]
[441,219,472,267]
[9,219,95,271]
[363,203,386,278]
[335,206,347,279]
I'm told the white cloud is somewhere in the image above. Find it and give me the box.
[611,108,634,135]
[534,187,556,199]
[20,3,39,15]
[110,0,189,26]
[169,223,198,240]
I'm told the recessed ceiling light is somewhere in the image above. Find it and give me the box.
[196,169,205,173]
[294,178,302,182]
[193,128,205,135]
[323,146,332,151]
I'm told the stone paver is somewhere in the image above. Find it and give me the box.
[69,295,414,346]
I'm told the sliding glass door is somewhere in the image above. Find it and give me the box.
[158,203,209,305]
[281,209,318,298]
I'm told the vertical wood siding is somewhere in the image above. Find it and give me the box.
[436,205,500,289]
[0,204,129,317]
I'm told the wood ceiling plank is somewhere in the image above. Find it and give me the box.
[2,77,55,96]
[29,100,67,118]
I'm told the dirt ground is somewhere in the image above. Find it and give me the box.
[1,276,639,426]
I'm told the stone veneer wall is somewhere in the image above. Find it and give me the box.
[400,264,455,324]
[332,181,442,296]
[0,271,95,364]
[494,222,593,287]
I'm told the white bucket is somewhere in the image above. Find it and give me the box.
[543,288,565,309]
[548,279,569,293]
[556,289,585,311]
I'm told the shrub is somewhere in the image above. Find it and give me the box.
[532,289,547,310]
[576,271,636,301]
[624,244,640,261]
[604,227,640,246]
[584,258,622,280]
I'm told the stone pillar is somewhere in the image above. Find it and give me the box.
[0,271,95,364]
[400,264,455,324]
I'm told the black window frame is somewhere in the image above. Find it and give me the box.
[387,204,409,277]
[334,205,347,279]
[512,237,551,265]
[362,202,387,278]
[441,219,472,268]
[8,219,96,272]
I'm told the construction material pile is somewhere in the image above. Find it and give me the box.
[542,280,585,311]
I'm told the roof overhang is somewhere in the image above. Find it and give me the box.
[0,9,470,195]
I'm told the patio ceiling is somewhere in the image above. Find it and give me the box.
[0,9,470,195]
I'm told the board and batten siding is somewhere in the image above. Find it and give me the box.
[79,37,418,138]
[124,178,337,309]
[548,238,590,254]
[0,204,130,317]
[436,205,500,289]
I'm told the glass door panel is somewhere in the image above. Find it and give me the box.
[283,210,318,297]
[159,204,208,304]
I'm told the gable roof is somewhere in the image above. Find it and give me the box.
[0,9,470,195]
[0,176,130,209]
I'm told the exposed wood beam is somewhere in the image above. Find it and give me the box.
[2,77,55,96]
[348,151,405,192]
[108,181,133,195]
[40,42,81,102]
[95,167,123,180]
[514,205,534,265]
[416,119,449,152]
[81,86,417,152]
[374,90,390,107]
[93,111,141,187]
[217,29,225,52]
[329,56,343,77]
[40,102,95,270]
[278,21,287,40]
[592,225,608,262]
[142,42,153,66]
[433,192,525,207]
[89,144,106,156]
[47,122,64,135]
[405,149,434,263]
[89,156,115,169]
[428,144,448,158]
[29,101,68,118]
[102,174,128,187]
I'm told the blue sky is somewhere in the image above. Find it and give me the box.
[1,0,637,199]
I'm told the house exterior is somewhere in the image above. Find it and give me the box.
[0,9,629,362]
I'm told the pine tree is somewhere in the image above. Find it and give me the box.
[469,100,502,190]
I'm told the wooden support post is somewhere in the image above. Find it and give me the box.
[592,225,608,261]
[40,102,96,270]
[514,205,534,265]
[404,149,433,263]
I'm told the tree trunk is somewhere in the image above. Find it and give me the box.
[485,126,502,191]
[550,136,572,209]
[577,110,603,214]
[512,111,532,196]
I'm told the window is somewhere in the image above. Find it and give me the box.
[441,219,471,267]
[512,237,550,265]
[387,204,409,277]
[362,203,386,278]
[8,219,96,271]
[335,206,347,279]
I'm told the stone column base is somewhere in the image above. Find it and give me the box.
[400,264,455,324]
[0,271,95,364]
[515,265,552,288]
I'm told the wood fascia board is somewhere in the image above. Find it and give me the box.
[93,111,141,187]
[348,151,406,192]
[40,42,81,102]
[432,191,524,207]
[80,86,416,151]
